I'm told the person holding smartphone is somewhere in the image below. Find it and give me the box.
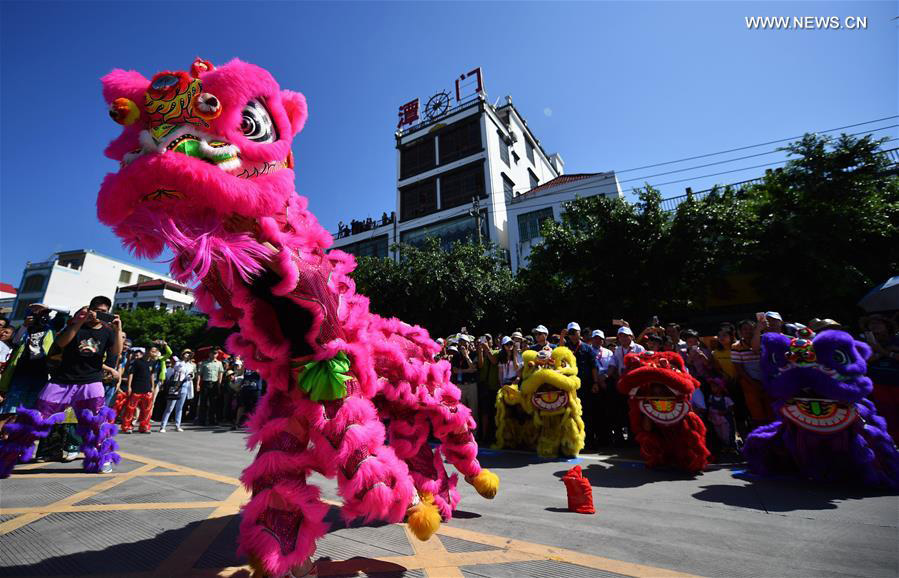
[0,296,122,477]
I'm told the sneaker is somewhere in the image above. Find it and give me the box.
[159,427,167,433]
[62,451,79,462]
[101,462,113,473]
[175,426,184,432]
[123,429,133,434]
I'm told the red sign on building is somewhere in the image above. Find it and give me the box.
[397,98,420,128]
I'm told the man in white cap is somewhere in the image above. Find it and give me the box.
[765,311,784,334]
[530,325,554,351]
[561,322,600,449]
[610,326,645,378]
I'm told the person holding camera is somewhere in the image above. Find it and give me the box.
[451,335,479,431]
[476,335,500,443]
[0,296,122,477]
[0,305,56,415]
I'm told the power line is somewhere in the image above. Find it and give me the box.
[335,136,899,242]
[614,115,898,174]
[330,120,898,237]
[508,125,898,199]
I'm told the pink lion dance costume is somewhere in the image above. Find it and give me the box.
[96,58,499,576]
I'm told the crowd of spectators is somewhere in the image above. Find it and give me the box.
[435,311,899,459]
[2,302,897,464]
[0,301,265,464]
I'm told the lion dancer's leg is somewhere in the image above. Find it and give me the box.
[429,383,499,501]
[74,395,121,474]
[303,380,416,529]
[239,381,329,577]
[382,399,456,540]
[0,406,65,478]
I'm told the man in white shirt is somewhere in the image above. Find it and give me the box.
[611,326,646,378]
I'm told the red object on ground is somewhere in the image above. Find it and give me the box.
[561,465,595,514]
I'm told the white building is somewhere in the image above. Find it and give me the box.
[10,249,176,321]
[0,282,17,316]
[330,70,620,270]
[114,279,195,312]
[508,172,622,271]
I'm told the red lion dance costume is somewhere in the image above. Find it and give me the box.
[96,58,498,577]
[617,351,709,474]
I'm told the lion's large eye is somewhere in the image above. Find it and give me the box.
[833,350,849,366]
[240,99,277,143]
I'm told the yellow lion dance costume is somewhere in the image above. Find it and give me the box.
[494,347,586,457]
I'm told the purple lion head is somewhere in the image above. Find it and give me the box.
[761,329,872,403]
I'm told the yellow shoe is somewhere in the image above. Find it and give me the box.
[406,493,441,541]
[466,469,499,499]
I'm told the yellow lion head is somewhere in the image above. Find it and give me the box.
[519,346,580,416]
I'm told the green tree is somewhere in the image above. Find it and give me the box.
[116,308,210,353]
[745,133,899,321]
[521,186,669,327]
[350,239,518,337]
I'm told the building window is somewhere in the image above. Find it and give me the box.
[400,178,437,221]
[528,169,539,190]
[439,161,486,211]
[438,118,482,165]
[512,150,520,164]
[57,255,84,270]
[22,274,45,293]
[119,270,132,284]
[400,211,488,251]
[498,131,509,166]
[137,274,152,284]
[337,235,389,258]
[517,208,555,244]
[525,138,535,164]
[400,136,436,180]
[137,301,155,309]
[502,174,515,202]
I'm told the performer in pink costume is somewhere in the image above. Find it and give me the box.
[96,58,499,577]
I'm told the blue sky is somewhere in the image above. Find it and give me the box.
[1,1,895,284]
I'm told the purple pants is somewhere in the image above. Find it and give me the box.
[0,381,120,477]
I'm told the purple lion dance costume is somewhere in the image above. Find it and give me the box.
[744,328,899,490]
[95,58,499,576]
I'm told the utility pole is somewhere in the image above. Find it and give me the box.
[469,196,483,245]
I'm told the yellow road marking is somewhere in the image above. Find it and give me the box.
[154,486,250,576]
[0,463,154,535]
[437,525,702,577]
[9,471,196,479]
[403,524,464,578]
[117,451,242,486]
[5,451,703,578]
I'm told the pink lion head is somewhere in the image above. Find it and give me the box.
[97,58,314,276]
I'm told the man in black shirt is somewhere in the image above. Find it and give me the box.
[121,348,154,433]
[0,296,123,478]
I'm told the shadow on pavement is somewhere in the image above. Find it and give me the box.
[475,448,582,470]
[693,471,896,512]
[0,511,415,578]
[553,460,700,489]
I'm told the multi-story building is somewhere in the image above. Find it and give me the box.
[331,69,621,270]
[508,172,622,271]
[114,279,195,312]
[9,249,176,321]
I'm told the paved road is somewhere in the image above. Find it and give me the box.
[0,425,896,577]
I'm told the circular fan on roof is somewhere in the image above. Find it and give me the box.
[424,91,451,120]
